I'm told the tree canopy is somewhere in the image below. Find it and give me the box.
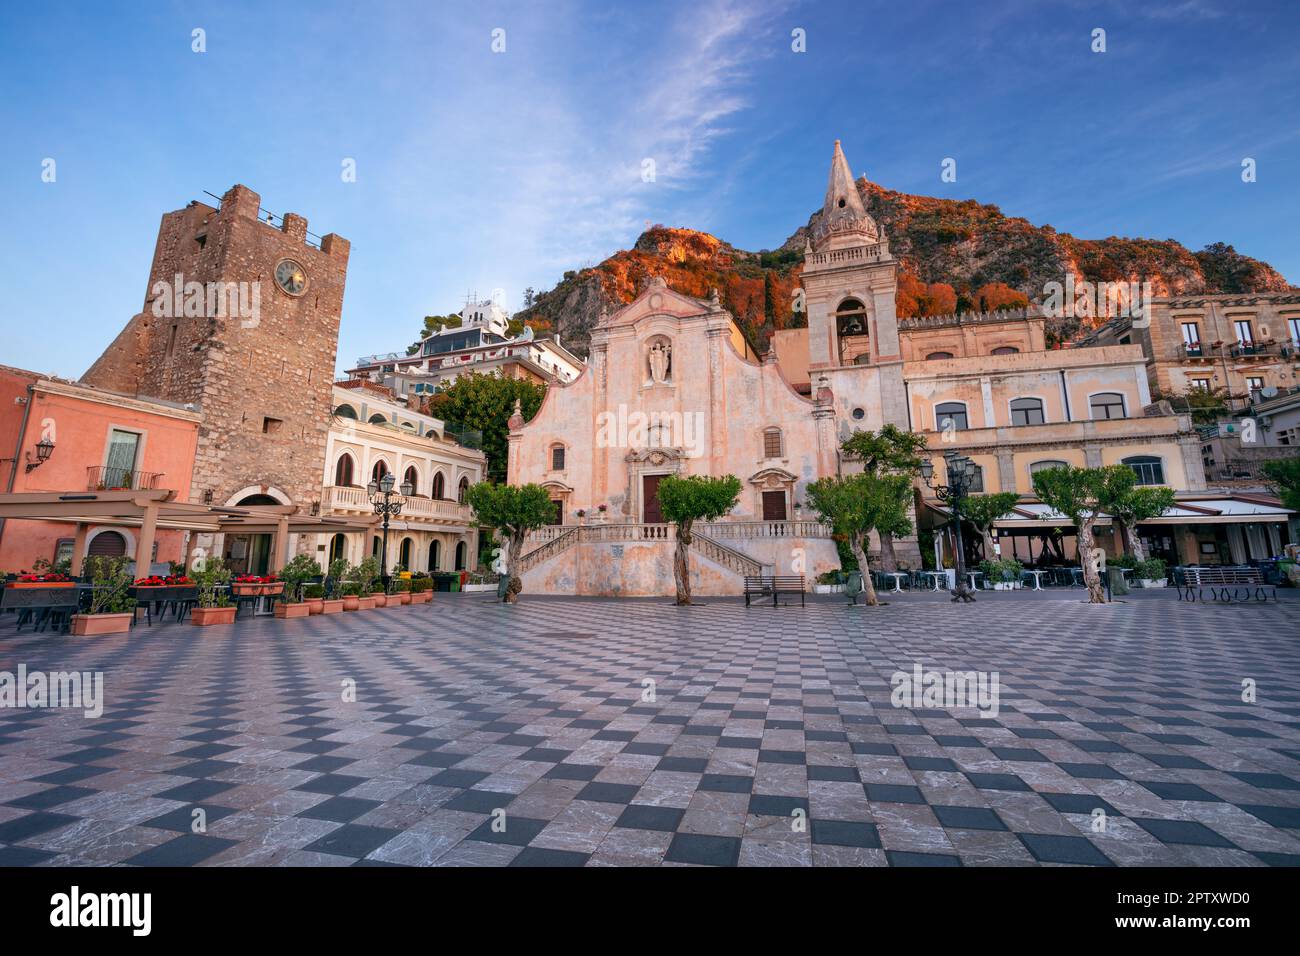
[421,373,546,480]
[657,475,742,527]
[1262,457,1300,512]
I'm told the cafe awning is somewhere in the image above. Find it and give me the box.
[922,493,1292,531]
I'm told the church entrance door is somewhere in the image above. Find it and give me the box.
[642,475,665,524]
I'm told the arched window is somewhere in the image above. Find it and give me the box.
[398,537,413,569]
[431,471,446,499]
[991,346,1020,355]
[935,402,969,431]
[835,298,868,338]
[1009,397,1045,426]
[368,414,387,425]
[333,453,355,487]
[550,444,566,471]
[1123,455,1165,486]
[88,530,127,557]
[1089,392,1126,420]
[926,351,954,361]
[371,459,389,484]
[333,404,358,420]
[428,540,441,571]
[403,465,420,496]
[458,477,470,504]
[455,541,467,570]
[328,533,347,566]
[762,427,784,459]
[1029,459,1068,475]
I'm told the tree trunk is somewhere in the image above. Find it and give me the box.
[878,532,897,571]
[849,533,878,606]
[673,522,692,605]
[504,532,524,604]
[1076,520,1108,604]
[980,528,996,561]
[1118,520,1146,562]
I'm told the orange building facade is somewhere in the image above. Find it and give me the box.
[0,365,200,573]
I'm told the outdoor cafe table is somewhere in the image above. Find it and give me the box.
[965,571,984,591]
[1022,569,1048,590]
[884,572,909,593]
[916,571,945,591]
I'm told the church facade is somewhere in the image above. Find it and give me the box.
[508,142,1213,596]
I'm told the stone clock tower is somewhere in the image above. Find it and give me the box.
[82,184,350,520]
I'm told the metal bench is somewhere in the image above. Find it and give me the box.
[1176,566,1276,603]
[743,575,806,607]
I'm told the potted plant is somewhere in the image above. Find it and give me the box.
[978,557,1024,590]
[409,574,432,603]
[303,583,327,615]
[388,577,413,604]
[70,556,136,635]
[1135,557,1168,588]
[813,570,844,594]
[339,580,364,611]
[274,554,321,619]
[349,556,382,606]
[191,557,236,626]
[232,573,283,597]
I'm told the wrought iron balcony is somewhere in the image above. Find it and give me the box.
[86,466,165,491]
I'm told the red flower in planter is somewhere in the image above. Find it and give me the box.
[16,572,73,583]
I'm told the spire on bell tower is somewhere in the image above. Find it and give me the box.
[811,140,881,251]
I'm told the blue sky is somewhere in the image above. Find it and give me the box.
[2,0,1297,378]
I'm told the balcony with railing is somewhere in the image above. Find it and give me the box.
[321,485,473,524]
[86,466,166,491]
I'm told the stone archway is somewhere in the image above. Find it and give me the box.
[220,484,294,577]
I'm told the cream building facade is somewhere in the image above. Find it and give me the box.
[508,142,1285,595]
[319,383,484,573]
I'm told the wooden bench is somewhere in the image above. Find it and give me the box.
[743,575,805,607]
[1177,566,1276,603]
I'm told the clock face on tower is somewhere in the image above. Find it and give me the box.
[274,259,308,296]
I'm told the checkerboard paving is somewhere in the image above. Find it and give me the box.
[1,588,1298,867]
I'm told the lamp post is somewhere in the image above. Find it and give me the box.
[921,451,978,603]
[367,472,412,589]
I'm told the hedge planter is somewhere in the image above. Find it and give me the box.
[371,592,387,608]
[356,596,376,610]
[342,595,361,611]
[410,590,431,604]
[321,599,345,614]
[274,602,311,619]
[191,606,237,627]
[813,584,843,594]
[232,582,285,598]
[70,613,133,636]
[991,581,1015,591]
[10,581,78,590]
[1139,579,1167,589]
[396,592,411,605]
[305,598,324,615]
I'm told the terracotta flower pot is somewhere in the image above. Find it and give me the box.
[305,598,324,615]
[371,592,387,607]
[274,602,310,619]
[321,599,344,614]
[342,595,360,611]
[191,606,237,627]
[356,596,376,610]
[70,612,133,636]
[397,592,411,605]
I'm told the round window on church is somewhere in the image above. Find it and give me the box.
[851,407,865,420]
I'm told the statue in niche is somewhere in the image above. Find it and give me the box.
[648,340,672,384]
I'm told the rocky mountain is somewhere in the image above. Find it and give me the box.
[515,178,1293,355]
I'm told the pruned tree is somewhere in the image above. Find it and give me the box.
[1110,485,1176,560]
[1262,457,1300,512]
[840,424,928,570]
[960,492,1021,560]
[806,472,914,607]
[657,474,742,606]
[1031,464,1135,604]
[465,482,555,603]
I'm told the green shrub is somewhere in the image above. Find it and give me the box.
[350,556,382,594]
[84,556,136,614]
[1135,557,1167,581]
[192,556,232,608]
[303,584,325,599]
[409,575,431,593]
[978,557,1024,583]
[815,570,843,585]
[281,554,322,603]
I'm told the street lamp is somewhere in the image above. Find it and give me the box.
[25,437,55,472]
[367,472,412,588]
[921,451,979,603]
